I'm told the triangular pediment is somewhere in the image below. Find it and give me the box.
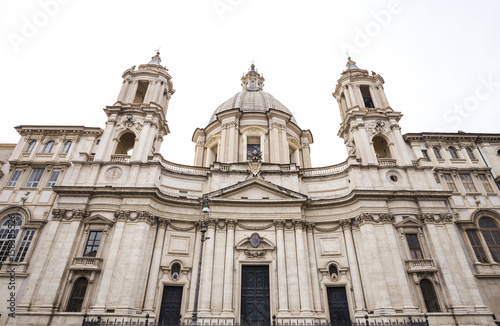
[209,178,307,201]
[394,217,422,229]
[84,214,114,225]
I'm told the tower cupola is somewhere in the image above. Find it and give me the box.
[93,52,175,163]
[334,58,412,167]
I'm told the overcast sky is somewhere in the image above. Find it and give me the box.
[1,0,499,167]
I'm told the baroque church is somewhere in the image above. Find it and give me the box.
[0,53,499,326]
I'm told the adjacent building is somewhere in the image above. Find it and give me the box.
[0,53,499,326]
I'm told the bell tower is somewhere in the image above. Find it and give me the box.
[93,52,175,163]
[333,58,412,166]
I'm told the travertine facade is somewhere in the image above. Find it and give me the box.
[0,54,499,326]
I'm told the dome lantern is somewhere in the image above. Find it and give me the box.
[241,64,265,91]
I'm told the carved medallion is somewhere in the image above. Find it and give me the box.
[250,232,261,248]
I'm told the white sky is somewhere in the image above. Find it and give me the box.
[1,0,499,167]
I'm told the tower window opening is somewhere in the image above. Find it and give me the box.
[373,136,391,159]
[250,81,255,90]
[360,85,374,108]
[115,133,136,155]
[133,81,149,103]
[247,136,261,160]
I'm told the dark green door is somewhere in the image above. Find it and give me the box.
[327,287,350,325]
[241,265,270,326]
[159,286,183,326]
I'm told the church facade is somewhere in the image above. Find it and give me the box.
[0,54,499,326]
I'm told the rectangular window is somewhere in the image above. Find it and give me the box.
[24,168,44,188]
[133,81,149,103]
[434,173,440,183]
[466,230,487,263]
[406,234,424,259]
[46,170,61,187]
[443,174,457,192]
[360,85,374,108]
[477,174,494,192]
[7,170,22,187]
[83,231,102,257]
[14,229,36,262]
[421,149,430,161]
[460,174,477,192]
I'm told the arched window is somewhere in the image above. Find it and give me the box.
[479,217,500,262]
[466,147,476,160]
[420,279,441,312]
[432,147,442,159]
[66,277,88,312]
[43,141,55,153]
[26,141,36,153]
[373,136,391,159]
[0,214,22,263]
[448,146,459,159]
[497,149,500,157]
[62,141,72,154]
[115,133,135,155]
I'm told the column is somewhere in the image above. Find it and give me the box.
[126,80,139,103]
[284,223,300,313]
[340,220,365,314]
[211,220,227,314]
[222,219,236,315]
[93,217,126,311]
[424,222,463,310]
[132,121,151,162]
[117,80,130,102]
[270,122,280,163]
[382,221,417,311]
[294,221,312,313]
[274,220,289,315]
[187,223,202,315]
[306,223,322,313]
[200,219,216,314]
[358,217,392,313]
[143,218,169,312]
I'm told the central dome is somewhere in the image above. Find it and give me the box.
[209,89,296,124]
[209,65,296,124]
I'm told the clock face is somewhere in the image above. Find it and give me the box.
[105,167,122,181]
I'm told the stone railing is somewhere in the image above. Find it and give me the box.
[70,257,103,271]
[406,259,437,273]
[159,159,209,176]
[301,160,349,177]
[378,158,397,166]
[111,154,131,162]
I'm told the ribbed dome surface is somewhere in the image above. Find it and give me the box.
[209,90,296,124]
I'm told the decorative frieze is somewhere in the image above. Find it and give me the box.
[366,119,390,136]
[379,213,395,224]
[417,212,455,224]
[51,208,89,220]
[356,213,374,225]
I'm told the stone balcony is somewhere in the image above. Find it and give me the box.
[378,158,397,166]
[110,154,131,162]
[69,257,103,271]
[405,259,438,273]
